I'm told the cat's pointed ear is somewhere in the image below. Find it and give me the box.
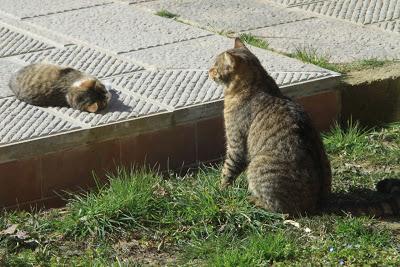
[80,79,96,89]
[86,102,99,113]
[234,37,246,49]
[223,52,236,67]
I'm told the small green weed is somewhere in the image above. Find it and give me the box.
[291,47,340,72]
[239,33,269,49]
[155,9,178,19]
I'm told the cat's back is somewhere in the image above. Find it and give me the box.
[9,63,79,106]
[248,92,320,159]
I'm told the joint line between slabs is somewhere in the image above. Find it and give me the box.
[20,2,114,20]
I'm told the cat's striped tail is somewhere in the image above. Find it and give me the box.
[323,179,400,217]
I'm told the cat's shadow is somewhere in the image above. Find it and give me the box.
[97,89,132,114]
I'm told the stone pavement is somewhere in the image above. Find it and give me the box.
[0,0,341,148]
[139,0,400,63]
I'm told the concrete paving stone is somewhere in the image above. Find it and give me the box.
[270,71,333,86]
[0,98,79,144]
[109,70,223,109]
[124,35,335,72]
[120,0,156,3]
[0,24,53,58]
[26,3,212,53]
[20,45,144,78]
[136,0,314,32]
[0,0,112,19]
[294,0,400,25]
[44,88,165,126]
[0,58,24,98]
[372,19,400,33]
[109,69,337,109]
[249,17,400,63]
[268,0,330,7]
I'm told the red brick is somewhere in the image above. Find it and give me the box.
[0,158,42,207]
[196,116,225,162]
[41,139,120,197]
[120,124,197,171]
[296,90,340,132]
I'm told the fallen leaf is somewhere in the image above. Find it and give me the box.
[284,220,300,228]
[0,224,18,235]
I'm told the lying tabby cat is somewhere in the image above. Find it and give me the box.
[9,63,111,113]
[209,38,400,217]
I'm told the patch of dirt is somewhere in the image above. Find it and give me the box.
[112,239,178,266]
[344,62,400,85]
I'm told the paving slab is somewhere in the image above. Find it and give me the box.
[0,0,112,19]
[0,23,54,58]
[286,0,400,33]
[109,69,338,110]
[0,58,23,98]
[291,0,400,25]
[26,3,212,53]
[249,17,400,63]
[121,0,156,3]
[123,34,335,71]
[268,0,329,7]
[136,0,314,32]
[374,20,400,33]
[109,70,221,109]
[0,98,79,145]
[19,45,144,78]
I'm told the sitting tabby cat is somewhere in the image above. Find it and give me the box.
[209,38,400,217]
[9,63,111,113]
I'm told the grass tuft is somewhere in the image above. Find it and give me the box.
[291,47,340,72]
[61,168,163,237]
[155,9,178,19]
[239,33,269,49]
[290,47,391,73]
[323,120,370,158]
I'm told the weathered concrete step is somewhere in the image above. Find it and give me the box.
[0,97,79,144]
[136,0,400,63]
[0,57,21,97]
[0,0,112,19]
[247,17,400,63]
[24,3,212,54]
[19,45,144,78]
[136,0,315,32]
[285,0,400,25]
[270,0,400,34]
[122,34,336,71]
[0,23,54,57]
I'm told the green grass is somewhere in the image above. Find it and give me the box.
[1,122,400,265]
[155,9,178,19]
[289,47,392,74]
[239,33,269,50]
[290,47,340,72]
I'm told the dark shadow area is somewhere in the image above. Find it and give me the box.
[98,89,132,114]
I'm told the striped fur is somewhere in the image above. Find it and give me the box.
[9,63,110,112]
[209,38,399,217]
